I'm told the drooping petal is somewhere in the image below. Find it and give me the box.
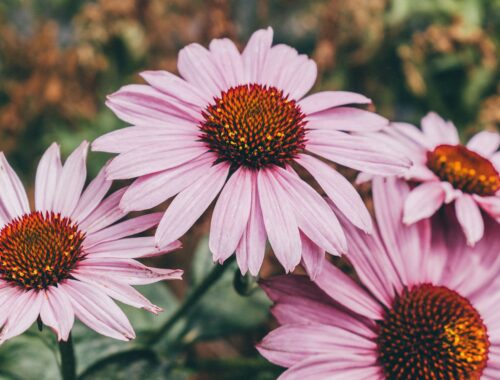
[466,131,499,157]
[403,182,445,224]
[298,91,371,115]
[155,163,230,247]
[105,141,207,180]
[0,290,43,343]
[306,107,388,132]
[473,195,500,222]
[83,213,163,248]
[455,194,485,246]
[210,167,253,263]
[35,143,62,212]
[0,152,30,219]
[257,168,301,272]
[75,258,183,285]
[236,171,267,276]
[72,164,112,223]
[297,154,372,232]
[63,280,135,341]
[52,141,89,218]
[300,233,325,280]
[40,286,75,341]
[420,112,459,147]
[119,152,215,212]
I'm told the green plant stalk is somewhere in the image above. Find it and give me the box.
[59,333,76,380]
[149,256,236,345]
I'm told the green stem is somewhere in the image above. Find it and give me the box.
[149,256,235,345]
[59,333,76,380]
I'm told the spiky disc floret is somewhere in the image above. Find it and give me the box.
[427,144,500,196]
[377,284,489,380]
[0,211,85,289]
[200,84,307,169]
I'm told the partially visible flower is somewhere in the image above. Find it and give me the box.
[358,112,500,246]
[258,177,500,380]
[93,27,410,276]
[0,142,182,343]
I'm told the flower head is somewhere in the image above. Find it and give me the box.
[258,177,500,380]
[358,112,500,246]
[0,142,182,343]
[94,27,409,275]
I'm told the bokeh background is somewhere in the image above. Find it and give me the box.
[0,1,499,379]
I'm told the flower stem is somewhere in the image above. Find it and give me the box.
[59,333,76,380]
[149,256,235,345]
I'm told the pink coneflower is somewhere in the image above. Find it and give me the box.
[359,112,500,246]
[0,142,182,343]
[93,27,410,275]
[258,177,500,380]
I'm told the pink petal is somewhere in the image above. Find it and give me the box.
[243,27,273,83]
[177,43,224,99]
[86,237,181,259]
[258,324,376,368]
[299,91,371,115]
[40,286,75,341]
[0,290,43,343]
[52,141,89,217]
[72,164,112,223]
[492,152,500,171]
[307,130,410,175]
[274,166,347,254]
[139,70,208,106]
[297,154,372,232]
[300,233,325,280]
[455,194,485,246]
[258,169,301,272]
[279,354,382,380]
[155,163,230,247]
[420,111,459,147]
[210,167,253,263]
[35,143,62,212]
[92,126,198,154]
[106,84,201,126]
[0,152,30,219]
[72,274,161,314]
[236,172,267,276]
[63,280,135,341]
[83,212,163,248]
[105,142,207,180]
[260,45,302,90]
[208,38,245,88]
[119,152,215,212]
[466,130,500,157]
[75,258,183,285]
[403,182,445,224]
[79,188,128,234]
[306,107,387,132]
[278,55,317,100]
[474,195,500,222]
[314,263,383,320]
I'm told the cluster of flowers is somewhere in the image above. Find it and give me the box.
[0,28,499,379]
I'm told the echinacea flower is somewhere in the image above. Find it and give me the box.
[258,177,500,380]
[0,142,182,343]
[93,27,409,275]
[358,112,500,246]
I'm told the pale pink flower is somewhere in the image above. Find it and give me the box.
[93,27,409,275]
[358,112,500,246]
[258,177,500,380]
[0,142,182,343]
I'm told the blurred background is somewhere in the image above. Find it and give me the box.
[0,1,499,379]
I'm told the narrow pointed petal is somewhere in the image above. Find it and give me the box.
[299,91,370,115]
[300,234,325,280]
[257,169,301,272]
[86,237,181,259]
[306,107,388,132]
[52,141,89,217]
[79,188,128,234]
[35,143,62,212]
[455,194,484,246]
[0,153,30,219]
[155,163,229,247]
[40,287,75,341]
[209,38,245,88]
[243,27,273,83]
[0,290,43,343]
[210,167,252,263]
